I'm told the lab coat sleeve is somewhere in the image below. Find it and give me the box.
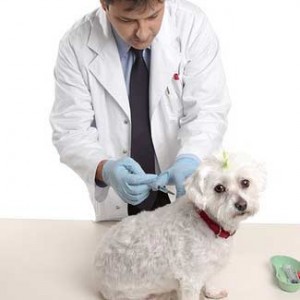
[177,15,231,160]
[50,37,106,191]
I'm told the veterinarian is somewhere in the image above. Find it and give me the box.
[50,0,231,221]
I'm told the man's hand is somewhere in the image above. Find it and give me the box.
[101,157,157,205]
[153,154,200,197]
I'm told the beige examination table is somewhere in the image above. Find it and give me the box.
[0,220,299,300]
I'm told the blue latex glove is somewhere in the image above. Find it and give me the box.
[102,157,157,205]
[153,154,200,197]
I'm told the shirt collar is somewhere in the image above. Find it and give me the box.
[111,27,131,58]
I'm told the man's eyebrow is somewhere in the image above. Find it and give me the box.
[119,8,163,20]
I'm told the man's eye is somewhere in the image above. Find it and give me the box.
[148,14,158,19]
[119,19,133,23]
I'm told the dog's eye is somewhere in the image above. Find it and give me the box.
[214,184,226,193]
[241,179,250,188]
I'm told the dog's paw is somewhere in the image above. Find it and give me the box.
[203,286,228,299]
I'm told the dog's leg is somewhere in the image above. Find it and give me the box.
[149,291,178,300]
[179,289,199,300]
[178,281,202,300]
[203,285,228,299]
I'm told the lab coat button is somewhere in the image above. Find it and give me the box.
[122,149,128,154]
[115,206,120,210]
[123,120,129,124]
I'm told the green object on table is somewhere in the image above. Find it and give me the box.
[271,255,300,292]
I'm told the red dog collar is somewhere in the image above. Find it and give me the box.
[197,210,235,239]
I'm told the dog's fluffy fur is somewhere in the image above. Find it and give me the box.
[94,153,266,300]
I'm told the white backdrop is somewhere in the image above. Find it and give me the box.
[0,0,299,223]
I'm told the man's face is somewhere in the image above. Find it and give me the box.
[101,0,165,49]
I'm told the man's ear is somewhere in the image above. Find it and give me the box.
[100,0,109,11]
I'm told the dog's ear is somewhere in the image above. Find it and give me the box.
[185,165,210,210]
[252,161,267,193]
[239,159,267,194]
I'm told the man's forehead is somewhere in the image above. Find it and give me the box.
[110,0,164,13]
[109,0,164,20]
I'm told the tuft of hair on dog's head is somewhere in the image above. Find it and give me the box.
[184,151,267,211]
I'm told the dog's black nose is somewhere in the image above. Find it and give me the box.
[235,198,247,212]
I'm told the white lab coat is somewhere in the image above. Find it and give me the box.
[50,0,231,221]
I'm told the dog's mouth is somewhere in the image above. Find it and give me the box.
[233,211,251,218]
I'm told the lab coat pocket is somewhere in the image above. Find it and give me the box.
[163,82,183,120]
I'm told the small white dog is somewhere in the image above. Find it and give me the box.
[94,152,266,300]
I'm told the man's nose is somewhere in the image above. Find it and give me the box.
[136,21,148,40]
[234,197,247,212]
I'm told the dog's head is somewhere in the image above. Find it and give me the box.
[185,152,266,230]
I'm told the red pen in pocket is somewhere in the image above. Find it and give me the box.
[173,73,179,80]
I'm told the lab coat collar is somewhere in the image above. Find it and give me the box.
[88,9,131,119]
[88,9,111,55]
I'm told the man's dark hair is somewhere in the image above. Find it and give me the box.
[104,0,164,11]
